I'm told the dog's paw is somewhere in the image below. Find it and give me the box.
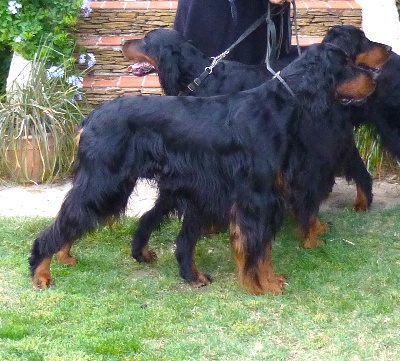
[190,273,212,288]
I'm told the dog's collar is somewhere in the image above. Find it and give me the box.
[183,66,213,94]
[180,51,229,95]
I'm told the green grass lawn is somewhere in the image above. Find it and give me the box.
[1,207,400,361]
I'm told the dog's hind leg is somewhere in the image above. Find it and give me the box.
[174,207,212,288]
[230,190,286,295]
[29,174,136,289]
[55,243,77,266]
[131,190,176,263]
[342,144,373,211]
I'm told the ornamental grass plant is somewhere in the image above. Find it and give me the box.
[0,43,87,183]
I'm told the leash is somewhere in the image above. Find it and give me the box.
[265,1,296,98]
[292,0,302,57]
[184,5,276,94]
[183,0,298,98]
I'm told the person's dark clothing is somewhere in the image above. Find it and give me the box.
[173,0,291,65]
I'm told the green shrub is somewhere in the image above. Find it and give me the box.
[355,126,383,174]
[0,43,12,95]
[0,0,84,62]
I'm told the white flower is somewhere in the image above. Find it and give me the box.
[81,0,92,17]
[78,52,96,67]
[14,36,23,43]
[66,75,83,88]
[46,66,65,79]
[75,92,83,101]
[78,54,86,64]
[8,1,22,14]
[87,53,96,67]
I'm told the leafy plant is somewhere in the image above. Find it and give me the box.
[0,43,13,95]
[0,0,84,63]
[0,43,88,184]
[354,125,384,174]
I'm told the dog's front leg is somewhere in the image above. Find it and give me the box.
[131,191,176,263]
[175,209,212,288]
[230,202,286,295]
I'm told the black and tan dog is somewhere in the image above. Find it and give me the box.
[323,25,400,160]
[121,28,304,97]
[29,39,389,294]
[122,27,390,256]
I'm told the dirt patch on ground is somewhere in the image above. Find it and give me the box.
[0,177,399,217]
[321,176,400,211]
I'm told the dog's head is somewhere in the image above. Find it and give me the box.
[320,26,390,105]
[285,42,379,106]
[122,28,206,95]
[122,28,188,68]
[323,25,391,75]
[324,44,378,105]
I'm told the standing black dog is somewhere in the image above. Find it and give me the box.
[323,26,400,159]
[121,28,382,213]
[29,40,389,294]
[121,28,305,97]
[121,26,386,259]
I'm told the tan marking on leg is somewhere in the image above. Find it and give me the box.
[55,244,77,266]
[353,184,369,212]
[230,220,285,295]
[314,217,329,235]
[189,263,211,288]
[302,216,324,249]
[75,128,83,146]
[141,245,157,263]
[32,257,54,289]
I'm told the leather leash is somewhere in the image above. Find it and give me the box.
[182,0,299,98]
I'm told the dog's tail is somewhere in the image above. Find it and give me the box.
[29,164,138,285]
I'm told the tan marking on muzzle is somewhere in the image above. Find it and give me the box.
[335,73,375,100]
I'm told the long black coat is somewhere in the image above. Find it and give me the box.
[173,0,291,65]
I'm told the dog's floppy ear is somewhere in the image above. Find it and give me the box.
[355,44,391,70]
[335,72,375,105]
[158,45,182,95]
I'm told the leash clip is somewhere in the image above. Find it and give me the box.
[208,50,230,73]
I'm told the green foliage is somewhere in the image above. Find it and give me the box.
[0,0,82,62]
[0,43,13,95]
[355,126,400,176]
[0,41,88,183]
[355,125,384,174]
[1,208,400,360]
